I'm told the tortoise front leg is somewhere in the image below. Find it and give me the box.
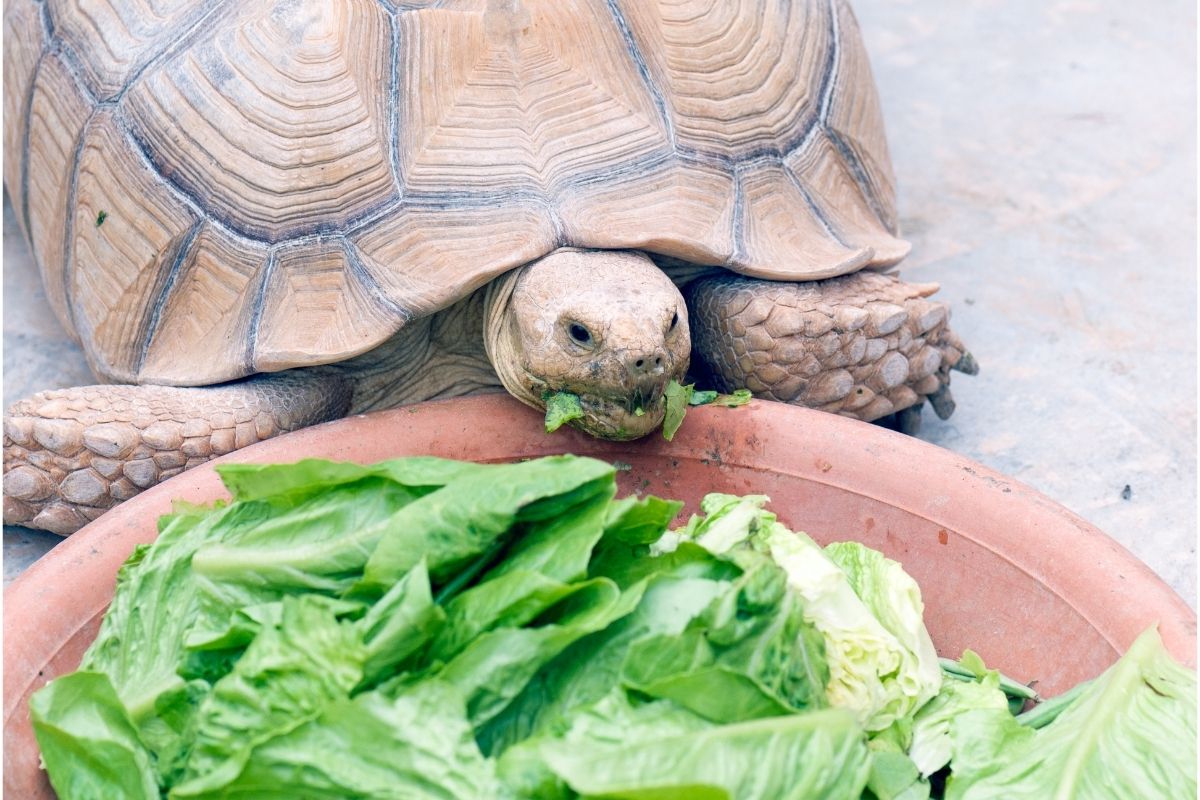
[3,370,352,534]
[685,272,977,432]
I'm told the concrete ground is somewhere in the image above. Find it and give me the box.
[3,0,1195,604]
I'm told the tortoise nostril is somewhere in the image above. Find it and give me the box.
[628,352,667,376]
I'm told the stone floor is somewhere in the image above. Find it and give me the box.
[3,0,1195,604]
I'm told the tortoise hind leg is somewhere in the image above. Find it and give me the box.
[685,272,977,430]
[3,370,352,534]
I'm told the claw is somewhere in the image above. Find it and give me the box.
[928,384,956,420]
[952,351,979,375]
[908,281,941,298]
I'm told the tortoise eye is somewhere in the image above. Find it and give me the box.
[567,322,593,347]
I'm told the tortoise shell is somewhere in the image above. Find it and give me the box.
[4,0,907,386]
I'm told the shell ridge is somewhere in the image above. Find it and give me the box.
[602,0,677,149]
[110,0,237,105]
[60,110,102,347]
[815,0,893,233]
[780,153,850,248]
[388,1,445,10]
[385,8,404,196]
[120,111,213,227]
[38,4,106,103]
[341,238,411,321]
[136,219,205,375]
[246,247,280,373]
[18,46,50,243]
[823,127,891,235]
[816,0,841,123]
[729,166,747,267]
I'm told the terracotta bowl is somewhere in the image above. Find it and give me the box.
[5,395,1195,796]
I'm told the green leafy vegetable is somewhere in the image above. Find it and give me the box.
[189,682,502,799]
[620,552,828,723]
[543,391,584,433]
[943,627,1197,799]
[359,455,615,592]
[909,662,1009,776]
[672,493,942,732]
[662,381,753,440]
[940,651,1037,703]
[661,379,694,440]
[30,672,159,800]
[824,541,943,728]
[358,560,444,688]
[172,596,366,795]
[866,748,932,800]
[501,692,871,800]
[26,456,1196,800]
[690,387,753,407]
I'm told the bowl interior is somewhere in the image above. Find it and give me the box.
[5,396,1194,797]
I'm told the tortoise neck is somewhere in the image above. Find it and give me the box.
[482,266,540,411]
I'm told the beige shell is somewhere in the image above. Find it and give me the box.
[4,0,907,387]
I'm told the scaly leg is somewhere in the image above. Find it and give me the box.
[3,370,351,534]
[686,272,977,431]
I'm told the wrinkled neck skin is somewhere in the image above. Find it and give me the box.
[484,248,690,440]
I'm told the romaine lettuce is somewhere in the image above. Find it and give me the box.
[943,627,1197,799]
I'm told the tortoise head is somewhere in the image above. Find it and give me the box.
[485,249,690,440]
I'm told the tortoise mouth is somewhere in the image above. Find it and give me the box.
[577,389,667,441]
[538,378,672,441]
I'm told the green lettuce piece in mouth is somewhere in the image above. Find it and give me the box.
[690,387,753,407]
[663,381,752,440]
[544,383,751,440]
[543,391,584,433]
[661,380,694,440]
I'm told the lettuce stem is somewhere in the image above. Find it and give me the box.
[1015,679,1092,729]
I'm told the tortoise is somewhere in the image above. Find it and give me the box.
[3,0,975,534]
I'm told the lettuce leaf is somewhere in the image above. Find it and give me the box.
[31,456,1194,800]
[543,391,584,433]
[673,493,942,732]
[662,379,694,440]
[433,576,633,728]
[502,691,871,800]
[358,560,445,688]
[74,459,473,774]
[359,455,615,592]
[824,541,942,728]
[181,682,501,799]
[866,748,932,800]
[908,663,1009,776]
[29,671,160,800]
[620,551,828,723]
[171,596,366,795]
[944,627,1197,799]
[477,563,734,756]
